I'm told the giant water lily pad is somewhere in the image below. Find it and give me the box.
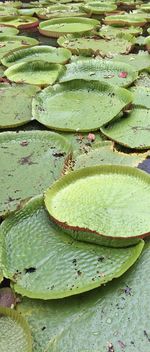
[134,72,150,87]
[18,243,149,352]
[0,16,39,29]
[112,51,150,72]
[0,1,21,8]
[104,13,147,26]
[0,83,39,129]
[5,61,65,86]
[0,35,38,60]
[60,58,138,87]
[39,17,100,38]
[45,165,150,247]
[33,80,132,131]
[58,33,135,56]
[130,86,150,109]
[101,108,150,150]
[0,195,144,298]
[99,24,143,39]
[0,6,19,17]
[0,131,70,217]
[37,4,87,19]
[72,141,149,170]
[0,25,19,36]
[0,307,32,352]
[2,45,71,67]
[80,2,117,14]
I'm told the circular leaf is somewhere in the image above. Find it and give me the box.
[45,165,150,247]
[0,196,144,298]
[0,35,38,60]
[33,80,132,131]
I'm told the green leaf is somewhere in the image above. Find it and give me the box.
[0,131,71,217]
[39,17,100,38]
[45,165,150,247]
[0,83,40,129]
[73,141,149,170]
[80,2,117,15]
[0,195,144,298]
[112,51,150,72]
[5,61,65,86]
[58,33,135,56]
[0,16,39,29]
[17,243,150,352]
[0,35,38,60]
[59,58,138,87]
[0,306,32,352]
[2,45,71,67]
[104,13,147,27]
[99,24,143,39]
[130,86,150,109]
[0,25,19,36]
[33,80,132,131]
[101,107,150,149]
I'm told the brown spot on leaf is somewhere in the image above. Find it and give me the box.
[20,140,29,147]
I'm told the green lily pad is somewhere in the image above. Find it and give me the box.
[0,306,32,352]
[73,141,149,170]
[5,60,65,86]
[38,4,88,19]
[117,0,142,7]
[0,25,19,36]
[0,131,70,217]
[80,2,117,14]
[0,83,40,129]
[2,45,71,67]
[17,243,149,352]
[0,35,38,60]
[0,195,144,298]
[44,165,150,247]
[0,64,4,77]
[130,86,150,109]
[59,58,138,87]
[101,108,150,149]
[1,1,21,8]
[0,16,39,29]
[112,51,150,72]
[33,80,132,131]
[136,35,145,46]
[138,3,150,12]
[145,36,150,53]
[39,17,100,38]
[104,13,147,27]
[98,24,143,39]
[59,131,104,154]
[134,72,150,87]
[0,6,19,17]
[58,33,135,56]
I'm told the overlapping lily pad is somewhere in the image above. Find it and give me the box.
[17,243,149,352]
[33,80,132,131]
[145,36,150,52]
[72,141,149,170]
[0,195,144,298]
[0,16,39,29]
[0,131,70,217]
[5,60,65,86]
[0,306,32,352]
[58,33,135,56]
[0,83,39,129]
[37,4,88,19]
[80,2,117,15]
[2,45,71,67]
[101,108,150,150]
[99,24,143,39]
[104,13,147,26]
[39,17,100,38]
[0,35,38,60]
[112,51,150,72]
[130,86,150,109]
[59,58,138,87]
[134,72,150,87]
[0,25,19,36]
[45,165,150,247]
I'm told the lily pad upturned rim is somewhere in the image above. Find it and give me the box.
[0,15,39,29]
[32,79,133,132]
[59,58,138,87]
[39,17,100,38]
[0,306,32,352]
[103,14,147,27]
[0,195,144,298]
[4,60,65,86]
[1,45,72,67]
[44,165,150,247]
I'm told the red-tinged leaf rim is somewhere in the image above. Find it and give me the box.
[0,306,32,352]
[44,165,150,247]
